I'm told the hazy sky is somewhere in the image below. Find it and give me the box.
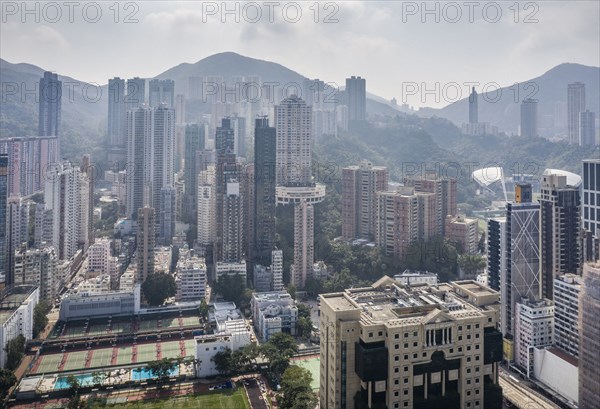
[2,1,598,108]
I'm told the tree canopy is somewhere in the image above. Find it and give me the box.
[141,272,176,306]
[280,365,317,409]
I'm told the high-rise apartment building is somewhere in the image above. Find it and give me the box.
[520,98,538,138]
[579,110,597,146]
[445,215,479,255]
[319,277,503,409]
[567,82,585,145]
[578,261,600,407]
[539,173,581,299]
[253,117,277,266]
[553,274,582,358]
[125,105,176,221]
[175,255,207,302]
[108,77,126,150]
[13,246,59,301]
[125,77,146,111]
[182,124,206,223]
[403,175,457,236]
[136,207,155,283]
[158,187,176,245]
[44,161,92,260]
[38,72,61,139]
[5,197,31,285]
[197,166,216,256]
[345,76,366,125]
[0,136,59,196]
[376,187,419,260]
[342,161,388,241]
[275,96,325,288]
[149,79,175,108]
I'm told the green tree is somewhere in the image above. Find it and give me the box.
[303,276,324,297]
[146,358,176,382]
[198,299,210,321]
[212,348,233,375]
[296,304,313,338]
[286,284,297,300]
[33,300,50,338]
[280,365,317,409]
[4,334,26,370]
[141,273,177,306]
[0,368,17,399]
[213,273,247,306]
[261,333,298,380]
[458,254,487,278]
[66,374,80,393]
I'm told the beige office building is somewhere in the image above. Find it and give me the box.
[319,277,503,409]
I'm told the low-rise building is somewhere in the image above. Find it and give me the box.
[0,286,39,368]
[514,298,554,375]
[393,270,438,286]
[175,256,207,302]
[215,261,247,283]
[251,291,298,341]
[58,286,140,321]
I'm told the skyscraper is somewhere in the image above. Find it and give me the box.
[38,72,61,139]
[182,124,206,223]
[567,82,585,145]
[125,105,176,221]
[149,79,175,108]
[520,98,538,138]
[158,187,176,245]
[275,96,326,288]
[345,76,366,126]
[0,154,7,283]
[342,160,388,241]
[553,274,582,358]
[503,197,542,338]
[582,159,600,238]
[5,197,31,285]
[579,261,600,407]
[403,175,457,236]
[375,188,419,260]
[125,77,146,112]
[579,110,596,146]
[137,207,155,283]
[487,218,506,293]
[539,173,581,300]
[469,86,478,124]
[253,117,277,266]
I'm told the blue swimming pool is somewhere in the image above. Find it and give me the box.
[54,374,96,390]
[131,366,179,381]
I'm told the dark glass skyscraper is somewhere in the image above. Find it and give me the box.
[346,76,366,126]
[520,98,538,138]
[253,117,277,266]
[38,72,61,138]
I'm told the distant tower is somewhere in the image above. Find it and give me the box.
[346,76,366,128]
[520,98,538,138]
[275,96,325,288]
[469,86,478,124]
[108,77,126,152]
[579,110,596,146]
[125,77,146,111]
[137,207,156,283]
[567,82,585,144]
[582,159,600,238]
[253,117,277,266]
[39,72,62,149]
[149,79,175,108]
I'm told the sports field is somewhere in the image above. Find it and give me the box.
[103,388,250,409]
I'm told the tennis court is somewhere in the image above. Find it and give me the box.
[33,353,63,374]
[90,347,113,368]
[63,351,88,372]
[116,346,134,366]
[184,339,195,356]
[139,319,160,332]
[181,316,199,327]
[137,343,158,362]
[112,322,133,334]
[162,318,179,329]
[161,341,183,360]
[88,324,109,337]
